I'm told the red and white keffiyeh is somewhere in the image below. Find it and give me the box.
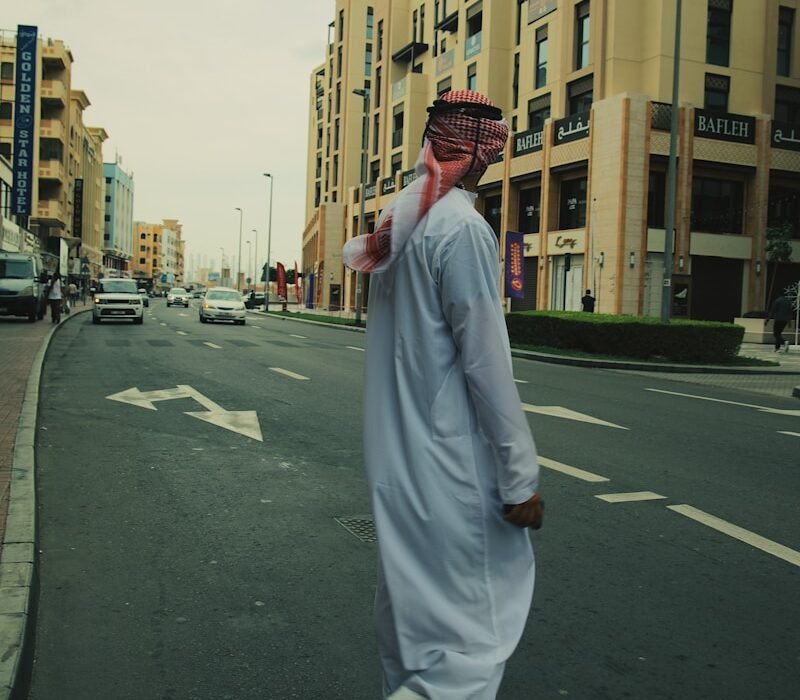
[342,90,508,274]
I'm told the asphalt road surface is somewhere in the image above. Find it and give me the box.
[28,300,800,699]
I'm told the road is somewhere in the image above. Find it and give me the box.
[28,299,800,699]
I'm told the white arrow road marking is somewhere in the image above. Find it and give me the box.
[778,431,800,438]
[347,346,365,352]
[106,385,262,441]
[203,342,222,349]
[269,367,310,381]
[522,403,629,430]
[290,334,307,339]
[668,504,800,567]
[646,388,800,417]
[539,456,609,482]
[176,331,188,336]
[596,491,666,503]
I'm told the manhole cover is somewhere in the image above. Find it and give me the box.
[335,517,377,543]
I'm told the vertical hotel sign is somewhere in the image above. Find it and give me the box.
[12,25,38,216]
[504,231,524,299]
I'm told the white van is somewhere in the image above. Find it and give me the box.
[0,252,47,322]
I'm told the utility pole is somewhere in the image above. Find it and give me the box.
[353,87,370,327]
[235,207,243,292]
[263,173,274,312]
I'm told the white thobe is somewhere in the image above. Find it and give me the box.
[362,187,540,699]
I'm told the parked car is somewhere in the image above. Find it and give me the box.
[167,287,191,307]
[137,288,149,307]
[0,252,47,322]
[92,278,144,324]
[199,287,246,324]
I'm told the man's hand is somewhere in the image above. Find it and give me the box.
[503,493,544,530]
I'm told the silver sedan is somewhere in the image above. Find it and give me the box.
[199,287,247,325]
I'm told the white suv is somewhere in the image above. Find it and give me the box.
[92,278,144,324]
[167,287,191,307]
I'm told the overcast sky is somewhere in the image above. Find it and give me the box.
[8,0,334,276]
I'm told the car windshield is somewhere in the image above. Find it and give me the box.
[98,280,138,294]
[170,288,187,294]
[207,291,241,301]
[0,260,33,279]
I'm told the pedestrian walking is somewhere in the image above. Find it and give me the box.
[67,280,78,307]
[581,288,596,312]
[766,292,793,352]
[47,270,64,323]
[343,90,543,700]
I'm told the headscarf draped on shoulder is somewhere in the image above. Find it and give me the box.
[342,90,508,274]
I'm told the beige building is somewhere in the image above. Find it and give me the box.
[303,0,800,321]
[0,29,108,281]
[133,218,185,292]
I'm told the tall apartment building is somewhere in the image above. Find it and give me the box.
[0,27,108,281]
[303,0,800,322]
[132,218,185,292]
[102,159,135,276]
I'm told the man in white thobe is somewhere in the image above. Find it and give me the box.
[343,90,543,700]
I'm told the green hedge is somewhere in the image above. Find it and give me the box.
[505,311,744,363]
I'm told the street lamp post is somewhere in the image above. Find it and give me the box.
[353,86,370,327]
[263,173,274,312]
[246,240,252,288]
[219,247,225,286]
[235,207,243,292]
[251,228,258,293]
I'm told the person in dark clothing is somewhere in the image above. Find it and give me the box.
[766,293,793,351]
[581,289,596,312]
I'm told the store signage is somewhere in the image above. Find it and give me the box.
[694,109,755,144]
[513,128,544,156]
[435,49,454,75]
[504,231,524,299]
[11,25,38,215]
[771,121,800,152]
[528,0,558,23]
[554,112,590,145]
[401,168,417,189]
[365,182,376,200]
[381,176,396,196]
[72,178,84,236]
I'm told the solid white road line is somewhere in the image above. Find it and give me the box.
[347,345,365,352]
[176,331,188,336]
[538,456,610,483]
[522,403,629,430]
[203,342,222,349]
[269,367,310,381]
[778,431,800,438]
[596,491,666,503]
[667,504,800,567]
[646,388,800,417]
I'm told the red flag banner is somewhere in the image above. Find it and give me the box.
[276,262,287,301]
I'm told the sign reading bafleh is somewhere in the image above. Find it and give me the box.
[694,109,755,144]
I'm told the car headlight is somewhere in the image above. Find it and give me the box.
[203,302,211,309]
[94,297,105,304]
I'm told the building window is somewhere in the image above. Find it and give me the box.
[467,63,477,91]
[420,4,426,41]
[0,62,13,80]
[139,244,146,252]
[512,54,520,109]
[370,160,380,183]
[536,25,548,89]
[560,178,588,229]
[567,75,593,114]
[528,93,551,130]
[437,77,452,96]
[338,9,345,42]
[516,0,524,46]
[778,6,794,77]
[139,258,146,265]
[365,43,373,76]
[375,67,382,108]
[775,84,800,122]
[706,0,733,67]
[333,155,339,186]
[393,106,404,148]
[0,102,11,120]
[104,214,111,222]
[391,153,402,176]
[575,1,590,70]
[518,187,541,234]
[337,46,343,78]
[366,6,374,39]
[373,114,380,155]
[768,185,800,237]
[691,176,744,234]
[704,73,730,112]
[140,232,146,239]
[377,20,384,61]
[105,195,111,202]
[335,83,341,114]
[0,142,10,160]
[105,177,111,184]
[647,171,666,228]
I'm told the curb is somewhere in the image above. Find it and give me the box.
[0,306,90,700]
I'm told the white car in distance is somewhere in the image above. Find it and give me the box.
[92,278,144,324]
[167,287,191,307]
[199,287,246,325]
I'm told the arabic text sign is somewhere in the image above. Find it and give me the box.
[694,109,755,144]
[12,25,38,216]
[772,121,800,152]
[554,112,590,145]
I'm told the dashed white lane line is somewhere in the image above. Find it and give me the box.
[179,313,189,317]
[514,379,528,384]
[204,342,222,349]
[596,491,666,503]
[347,345,365,352]
[290,334,307,339]
[778,431,800,438]
[667,504,800,567]
[269,367,310,381]
[539,456,610,483]
[176,331,188,336]
[160,322,167,327]
[251,325,261,329]
[646,388,800,417]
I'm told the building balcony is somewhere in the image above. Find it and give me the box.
[35,199,65,225]
[40,119,65,141]
[41,40,71,69]
[392,41,429,64]
[38,159,65,181]
[40,80,67,106]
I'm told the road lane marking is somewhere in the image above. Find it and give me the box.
[522,403,629,430]
[290,334,307,339]
[179,313,188,317]
[269,367,310,381]
[667,504,800,567]
[251,325,261,329]
[203,342,222,349]
[778,431,800,438]
[514,379,528,384]
[596,491,666,503]
[160,323,167,327]
[176,331,188,336]
[347,345,365,352]
[646,388,800,417]
[539,456,610,483]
